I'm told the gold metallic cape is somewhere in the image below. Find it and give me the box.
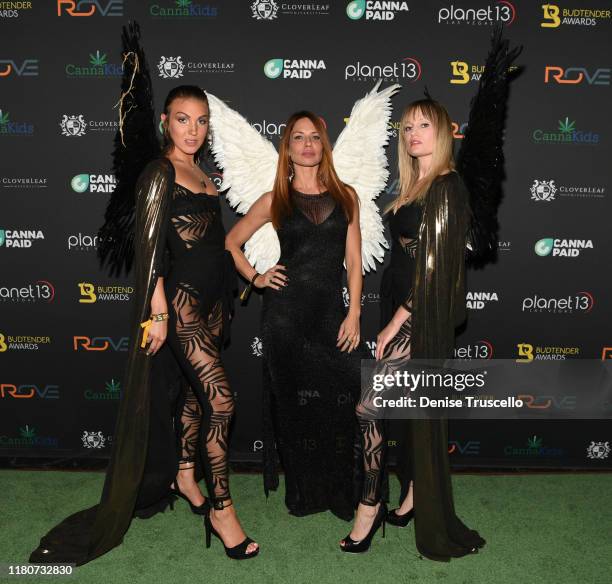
[396,173,485,561]
[29,158,175,565]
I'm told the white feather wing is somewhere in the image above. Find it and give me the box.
[205,91,280,273]
[333,81,400,272]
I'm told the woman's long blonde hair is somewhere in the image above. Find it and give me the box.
[387,99,455,213]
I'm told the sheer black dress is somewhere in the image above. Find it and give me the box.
[355,172,486,560]
[261,189,366,522]
[30,158,236,565]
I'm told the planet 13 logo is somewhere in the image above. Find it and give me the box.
[0,59,39,77]
[344,57,421,82]
[56,0,124,16]
[534,238,593,258]
[346,1,410,21]
[521,292,594,314]
[541,4,611,27]
[438,1,516,25]
[453,340,494,359]
[0,280,55,303]
[264,58,326,79]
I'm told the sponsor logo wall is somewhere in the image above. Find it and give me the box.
[1,1,610,469]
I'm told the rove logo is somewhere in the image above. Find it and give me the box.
[346,1,410,21]
[544,66,610,86]
[264,58,326,79]
[0,59,39,77]
[56,0,124,16]
[534,238,593,257]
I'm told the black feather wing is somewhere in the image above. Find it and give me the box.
[458,26,522,267]
[97,21,160,276]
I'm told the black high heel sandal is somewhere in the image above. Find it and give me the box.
[386,507,414,528]
[204,499,259,560]
[170,479,209,516]
[340,502,387,554]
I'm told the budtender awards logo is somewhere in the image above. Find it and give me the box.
[264,58,326,79]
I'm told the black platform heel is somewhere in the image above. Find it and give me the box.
[340,502,387,554]
[170,479,209,516]
[204,499,259,560]
[386,507,414,528]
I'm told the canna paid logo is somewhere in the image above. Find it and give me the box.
[346,1,410,21]
[264,58,326,79]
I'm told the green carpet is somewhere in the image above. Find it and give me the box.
[1,471,610,584]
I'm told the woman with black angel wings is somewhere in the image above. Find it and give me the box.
[29,24,258,564]
[341,28,521,558]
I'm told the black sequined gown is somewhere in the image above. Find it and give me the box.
[262,189,366,521]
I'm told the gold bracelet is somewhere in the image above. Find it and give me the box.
[151,312,169,322]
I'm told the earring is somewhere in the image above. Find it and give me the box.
[288,161,294,182]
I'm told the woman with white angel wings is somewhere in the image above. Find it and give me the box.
[215,83,399,520]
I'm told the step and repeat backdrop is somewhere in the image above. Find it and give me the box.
[1,1,611,469]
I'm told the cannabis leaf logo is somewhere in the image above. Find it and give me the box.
[89,50,107,66]
[527,435,542,449]
[176,0,191,7]
[105,379,121,393]
[558,117,575,134]
[0,110,9,125]
[20,425,36,438]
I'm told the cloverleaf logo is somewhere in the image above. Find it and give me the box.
[558,117,575,134]
[346,0,365,19]
[89,50,107,66]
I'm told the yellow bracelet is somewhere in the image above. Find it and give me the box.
[151,312,169,322]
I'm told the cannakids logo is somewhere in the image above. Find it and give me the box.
[516,343,580,362]
[78,282,134,303]
[532,117,599,145]
[158,56,235,78]
[264,58,326,79]
[0,280,55,303]
[544,66,611,86]
[521,291,594,314]
[0,333,52,352]
[149,1,218,18]
[346,1,410,21]
[541,4,611,28]
[0,1,33,18]
[65,50,123,78]
[84,379,121,400]
[57,0,123,16]
[0,59,38,77]
[438,1,516,25]
[72,173,116,193]
[0,109,34,136]
[504,435,564,457]
[0,228,44,248]
[345,57,421,82]
[534,238,593,258]
[0,425,59,449]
